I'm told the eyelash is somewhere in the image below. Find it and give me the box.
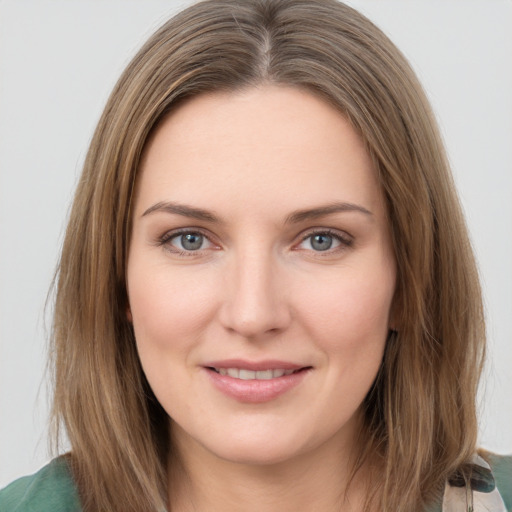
[296,228,353,254]
[156,227,353,256]
[157,228,214,257]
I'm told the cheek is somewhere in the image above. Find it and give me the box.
[297,266,395,354]
[127,262,219,351]
[297,269,394,416]
[126,263,220,416]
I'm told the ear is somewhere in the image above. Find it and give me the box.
[126,306,133,323]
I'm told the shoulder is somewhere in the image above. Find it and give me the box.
[0,457,81,512]
[441,452,512,512]
[486,452,512,511]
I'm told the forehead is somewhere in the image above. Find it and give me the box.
[135,85,384,220]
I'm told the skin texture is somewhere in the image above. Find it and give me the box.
[127,85,396,511]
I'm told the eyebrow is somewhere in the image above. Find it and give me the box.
[141,200,372,224]
[285,202,373,224]
[142,201,220,222]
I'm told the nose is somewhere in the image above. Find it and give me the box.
[219,250,291,339]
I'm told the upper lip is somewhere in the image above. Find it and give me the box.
[203,359,307,371]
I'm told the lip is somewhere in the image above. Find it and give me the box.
[204,359,304,371]
[202,359,311,403]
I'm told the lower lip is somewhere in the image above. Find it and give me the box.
[204,368,310,403]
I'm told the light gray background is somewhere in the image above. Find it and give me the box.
[1,0,511,488]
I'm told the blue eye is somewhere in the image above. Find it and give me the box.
[310,233,334,251]
[298,230,351,252]
[169,232,211,252]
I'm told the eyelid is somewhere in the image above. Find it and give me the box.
[294,227,353,252]
[155,226,353,256]
[157,227,220,254]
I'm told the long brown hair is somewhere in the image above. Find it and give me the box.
[50,1,485,510]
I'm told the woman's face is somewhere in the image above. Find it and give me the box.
[127,85,396,466]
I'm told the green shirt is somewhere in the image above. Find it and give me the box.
[491,453,512,509]
[1,454,511,511]
[0,458,80,512]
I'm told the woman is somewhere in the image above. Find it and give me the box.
[1,0,510,511]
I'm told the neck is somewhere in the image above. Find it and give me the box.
[168,421,371,512]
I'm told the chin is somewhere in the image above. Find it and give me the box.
[214,441,304,467]
[198,425,329,468]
